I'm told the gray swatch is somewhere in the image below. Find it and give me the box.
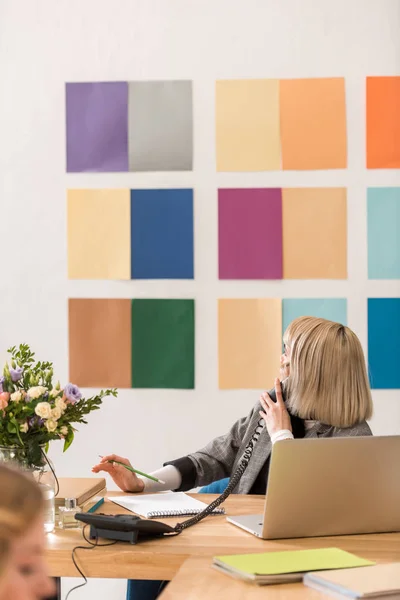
[128,80,193,172]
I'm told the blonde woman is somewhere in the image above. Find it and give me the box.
[94,317,373,495]
[0,465,55,600]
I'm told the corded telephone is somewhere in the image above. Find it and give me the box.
[76,385,293,542]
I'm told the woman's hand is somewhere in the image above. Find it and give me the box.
[259,378,292,438]
[92,454,145,493]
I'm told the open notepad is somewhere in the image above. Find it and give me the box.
[111,492,225,519]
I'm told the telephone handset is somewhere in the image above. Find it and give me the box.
[173,384,287,534]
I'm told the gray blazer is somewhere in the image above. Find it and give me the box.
[168,402,372,494]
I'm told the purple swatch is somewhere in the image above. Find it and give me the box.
[218,188,283,279]
[66,82,128,172]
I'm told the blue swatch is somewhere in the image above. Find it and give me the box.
[368,187,400,279]
[130,189,194,279]
[282,298,347,334]
[368,298,400,389]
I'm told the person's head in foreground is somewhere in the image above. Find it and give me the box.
[282,316,373,428]
[0,464,55,600]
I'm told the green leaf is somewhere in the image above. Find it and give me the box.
[63,429,74,452]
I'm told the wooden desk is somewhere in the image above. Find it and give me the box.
[46,493,400,583]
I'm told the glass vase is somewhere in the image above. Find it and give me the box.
[0,445,56,533]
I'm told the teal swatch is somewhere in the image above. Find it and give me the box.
[282,299,347,334]
[368,187,400,279]
[368,298,400,389]
[131,299,195,389]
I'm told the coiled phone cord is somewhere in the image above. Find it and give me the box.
[173,417,265,534]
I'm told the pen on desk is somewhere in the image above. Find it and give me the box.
[98,456,166,485]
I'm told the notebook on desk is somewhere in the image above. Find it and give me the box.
[213,548,373,586]
[304,563,400,598]
[110,492,225,519]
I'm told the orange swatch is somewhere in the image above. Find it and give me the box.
[69,299,132,388]
[282,188,347,279]
[367,76,400,169]
[280,78,347,170]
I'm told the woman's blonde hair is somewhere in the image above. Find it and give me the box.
[0,465,43,578]
[284,316,373,428]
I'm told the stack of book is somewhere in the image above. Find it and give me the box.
[55,477,106,515]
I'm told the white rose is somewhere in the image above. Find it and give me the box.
[28,386,48,400]
[55,397,67,413]
[19,423,29,433]
[60,426,68,436]
[45,419,57,432]
[49,388,61,398]
[10,391,22,402]
[35,402,52,419]
[51,407,62,420]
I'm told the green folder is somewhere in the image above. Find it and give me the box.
[213,548,374,585]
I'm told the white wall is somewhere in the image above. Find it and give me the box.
[1,1,400,598]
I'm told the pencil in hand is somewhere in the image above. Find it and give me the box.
[98,456,166,485]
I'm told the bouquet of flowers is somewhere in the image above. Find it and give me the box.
[0,344,117,467]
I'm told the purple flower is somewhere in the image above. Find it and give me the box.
[9,366,23,382]
[0,376,4,393]
[25,394,31,403]
[64,383,82,404]
[28,416,36,428]
[28,416,44,428]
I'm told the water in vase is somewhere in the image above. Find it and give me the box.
[39,482,55,533]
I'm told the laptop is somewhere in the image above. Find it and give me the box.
[227,435,400,539]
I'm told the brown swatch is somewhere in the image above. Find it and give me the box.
[69,299,131,388]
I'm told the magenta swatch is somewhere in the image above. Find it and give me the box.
[218,188,283,279]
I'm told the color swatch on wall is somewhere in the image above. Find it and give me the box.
[218,298,282,389]
[66,81,193,172]
[218,188,282,279]
[218,188,347,279]
[367,188,400,279]
[282,187,347,279]
[368,298,400,389]
[69,299,195,389]
[67,188,194,280]
[215,79,280,171]
[366,76,400,169]
[131,299,194,389]
[216,77,347,171]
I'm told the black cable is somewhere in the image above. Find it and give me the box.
[173,418,264,534]
[64,525,118,599]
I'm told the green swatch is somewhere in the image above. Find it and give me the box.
[131,299,195,389]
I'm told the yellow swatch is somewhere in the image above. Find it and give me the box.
[218,299,282,389]
[67,189,131,280]
[216,79,280,172]
[282,188,347,279]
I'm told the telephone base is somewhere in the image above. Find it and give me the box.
[89,525,139,544]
